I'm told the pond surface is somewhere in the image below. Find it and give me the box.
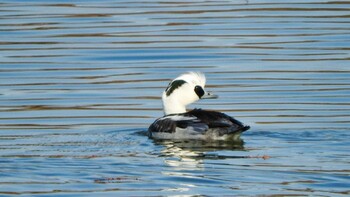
[1,0,350,196]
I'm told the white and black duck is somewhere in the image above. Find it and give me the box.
[148,72,250,141]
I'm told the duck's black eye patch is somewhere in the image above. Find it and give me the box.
[194,85,205,98]
[166,80,186,96]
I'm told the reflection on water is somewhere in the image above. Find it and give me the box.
[157,139,245,153]
[1,0,350,196]
[161,141,205,171]
[156,139,245,170]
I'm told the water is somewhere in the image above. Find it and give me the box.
[1,0,350,196]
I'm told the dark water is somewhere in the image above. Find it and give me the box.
[1,0,350,196]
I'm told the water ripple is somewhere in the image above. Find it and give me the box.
[0,0,350,196]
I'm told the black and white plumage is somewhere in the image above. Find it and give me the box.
[148,72,250,141]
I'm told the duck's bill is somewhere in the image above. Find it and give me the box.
[201,92,218,99]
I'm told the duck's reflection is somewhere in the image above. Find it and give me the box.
[154,139,245,170]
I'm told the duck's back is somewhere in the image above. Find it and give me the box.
[148,109,249,140]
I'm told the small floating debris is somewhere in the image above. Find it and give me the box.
[248,154,271,160]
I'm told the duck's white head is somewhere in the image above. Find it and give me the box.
[162,72,218,115]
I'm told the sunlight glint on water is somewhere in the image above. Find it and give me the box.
[0,0,349,196]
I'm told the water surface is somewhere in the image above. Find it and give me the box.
[0,0,350,196]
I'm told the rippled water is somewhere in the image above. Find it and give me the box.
[1,0,350,196]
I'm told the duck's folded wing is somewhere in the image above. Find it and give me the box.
[188,109,249,132]
[148,115,209,135]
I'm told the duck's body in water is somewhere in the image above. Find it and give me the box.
[148,72,249,141]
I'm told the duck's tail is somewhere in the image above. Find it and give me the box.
[241,125,250,132]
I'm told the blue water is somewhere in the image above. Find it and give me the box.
[0,0,350,196]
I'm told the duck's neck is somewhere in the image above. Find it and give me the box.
[163,101,186,115]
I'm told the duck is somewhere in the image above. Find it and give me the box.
[148,72,250,141]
